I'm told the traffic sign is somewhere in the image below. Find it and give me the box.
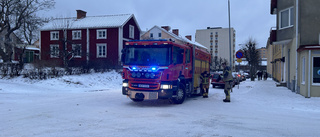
[236,51,244,59]
[237,58,242,63]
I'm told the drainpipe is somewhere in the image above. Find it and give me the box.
[295,0,299,93]
[308,50,311,98]
[87,28,89,66]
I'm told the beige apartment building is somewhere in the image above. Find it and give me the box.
[195,27,236,70]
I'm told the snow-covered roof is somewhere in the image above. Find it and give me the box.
[41,14,136,30]
[26,47,40,51]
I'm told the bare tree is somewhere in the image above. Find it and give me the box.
[0,0,55,63]
[211,56,218,71]
[50,17,82,73]
[17,16,50,45]
[241,38,261,81]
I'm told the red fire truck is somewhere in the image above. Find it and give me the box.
[121,40,210,104]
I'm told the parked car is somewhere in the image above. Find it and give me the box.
[239,72,247,81]
[244,72,250,79]
[211,72,235,88]
[232,72,241,85]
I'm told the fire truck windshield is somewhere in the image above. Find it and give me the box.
[124,45,171,66]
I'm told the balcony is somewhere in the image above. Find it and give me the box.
[269,28,277,44]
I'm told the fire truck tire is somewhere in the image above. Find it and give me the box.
[171,83,186,104]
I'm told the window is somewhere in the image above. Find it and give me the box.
[72,44,82,58]
[50,44,59,58]
[72,30,81,40]
[97,44,107,58]
[313,57,320,84]
[97,29,107,39]
[279,7,294,29]
[158,33,161,37]
[50,31,59,40]
[302,57,305,84]
[129,25,134,39]
[172,46,183,64]
[150,33,153,38]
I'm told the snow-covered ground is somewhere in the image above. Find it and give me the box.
[1,71,320,137]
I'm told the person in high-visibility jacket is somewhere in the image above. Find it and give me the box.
[220,62,233,102]
[200,71,210,98]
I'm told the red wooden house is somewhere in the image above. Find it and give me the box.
[40,10,141,68]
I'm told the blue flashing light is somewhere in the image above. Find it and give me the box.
[151,67,156,71]
[132,67,137,70]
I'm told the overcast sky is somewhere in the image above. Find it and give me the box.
[40,0,276,50]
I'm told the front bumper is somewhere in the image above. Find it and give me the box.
[122,80,177,100]
[123,88,174,100]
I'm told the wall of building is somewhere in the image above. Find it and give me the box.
[282,39,297,91]
[88,27,119,66]
[267,43,273,76]
[300,1,320,46]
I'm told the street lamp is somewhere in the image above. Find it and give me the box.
[228,0,232,71]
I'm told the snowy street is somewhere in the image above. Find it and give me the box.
[1,71,320,137]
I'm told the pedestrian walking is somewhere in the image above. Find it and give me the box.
[257,71,263,81]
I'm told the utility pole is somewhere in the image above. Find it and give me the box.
[228,0,232,71]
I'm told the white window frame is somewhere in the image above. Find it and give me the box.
[279,7,294,30]
[50,44,59,58]
[97,43,107,58]
[72,30,81,40]
[50,31,59,40]
[72,44,82,58]
[129,25,134,39]
[312,56,320,85]
[97,29,107,39]
[301,57,305,84]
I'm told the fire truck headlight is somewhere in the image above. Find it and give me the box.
[161,84,172,89]
[137,72,141,78]
[131,72,136,77]
[122,82,129,87]
[145,73,150,78]
[150,73,155,78]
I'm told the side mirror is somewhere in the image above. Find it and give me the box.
[121,49,127,63]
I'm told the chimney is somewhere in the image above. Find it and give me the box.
[77,10,87,19]
[185,35,192,41]
[172,29,179,36]
[161,26,171,31]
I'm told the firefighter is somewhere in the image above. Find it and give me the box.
[200,71,210,98]
[220,62,233,102]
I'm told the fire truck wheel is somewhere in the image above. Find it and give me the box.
[171,83,186,104]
